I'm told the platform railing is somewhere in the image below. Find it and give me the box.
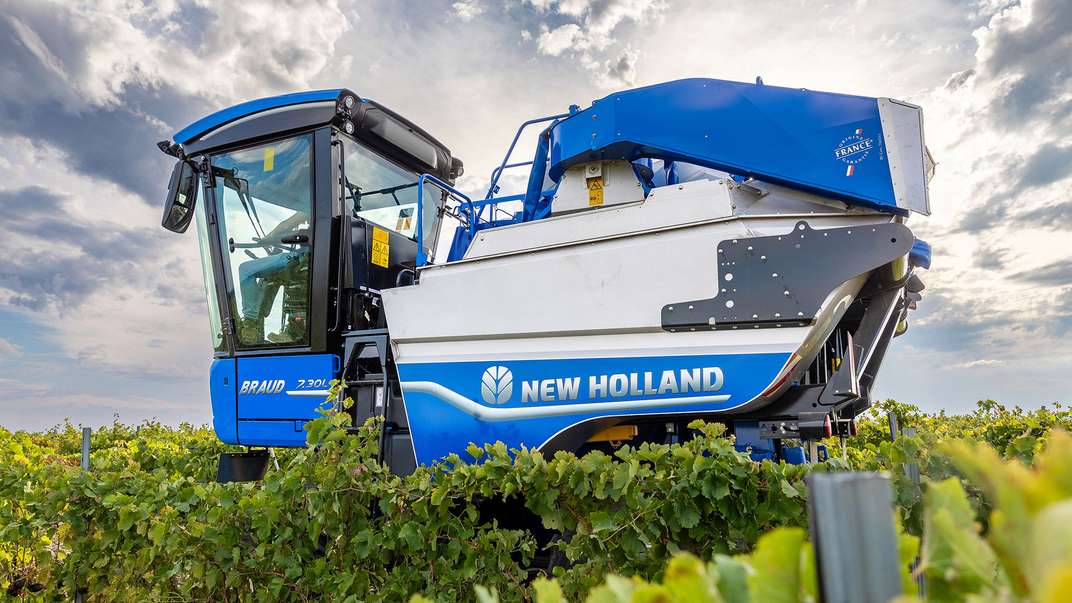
[482,109,575,200]
[416,109,578,267]
[415,174,518,267]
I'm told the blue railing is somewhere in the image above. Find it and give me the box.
[483,109,576,200]
[416,108,579,267]
[416,173,523,267]
[416,173,475,267]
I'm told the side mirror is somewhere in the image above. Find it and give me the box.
[161,160,199,233]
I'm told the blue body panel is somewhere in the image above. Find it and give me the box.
[910,238,932,270]
[173,89,344,145]
[397,351,791,465]
[547,78,898,213]
[210,359,238,445]
[208,353,340,447]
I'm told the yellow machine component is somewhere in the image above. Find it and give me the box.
[587,424,638,443]
[890,254,908,281]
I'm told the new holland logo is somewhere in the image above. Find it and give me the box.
[477,365,726,407]
[480,366,514,404]
[833,128,874,177]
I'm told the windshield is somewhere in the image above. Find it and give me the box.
[211,135,313,348]
[343,139,443,253]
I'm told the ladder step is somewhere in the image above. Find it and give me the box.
[348,374,386,386]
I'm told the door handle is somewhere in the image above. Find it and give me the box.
[281,234,309,245]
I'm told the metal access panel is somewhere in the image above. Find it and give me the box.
[235,353,340,446]
[662,221,912,331]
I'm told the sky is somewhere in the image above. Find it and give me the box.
[0,0,1069,430]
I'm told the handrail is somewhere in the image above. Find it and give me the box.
[416,173,476,267]
[487,161,532,193]
[415,109,577,268]
[483,109,575,200]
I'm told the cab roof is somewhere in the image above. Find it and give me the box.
[173,89,345,145]
[169,88,462,183]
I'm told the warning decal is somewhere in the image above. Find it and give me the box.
[263,147,275,172]
[371,227,390,268]
[586,176,604,207]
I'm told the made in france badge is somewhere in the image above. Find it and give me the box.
[833,128,874,177]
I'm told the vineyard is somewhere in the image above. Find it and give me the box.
[2,399,1072,602]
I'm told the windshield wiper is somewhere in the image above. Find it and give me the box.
[353,181,419,209]
[213,165,266,239]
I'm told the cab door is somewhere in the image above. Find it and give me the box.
[207,130,339,446]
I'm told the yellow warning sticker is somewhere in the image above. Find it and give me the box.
[263,147,275,172]
[586,176,604,207]
[371,227,390,268]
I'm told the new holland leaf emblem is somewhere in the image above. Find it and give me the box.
[480,366,513,405]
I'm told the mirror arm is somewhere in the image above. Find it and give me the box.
[156,139,186,160]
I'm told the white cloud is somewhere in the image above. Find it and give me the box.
[523,0,556,11]
[537,23,585,56]
[4,0,353,112]
[528,0,666,87]
[0,339,21,359]
[954,359,1007,369]
[595,47,639,88]
[452,0,485,21]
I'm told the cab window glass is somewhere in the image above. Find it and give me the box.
[211,135,313,348]
[343,141,441,245]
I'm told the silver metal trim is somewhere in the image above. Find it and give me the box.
[401,381,730,422]
[285,389,332,398]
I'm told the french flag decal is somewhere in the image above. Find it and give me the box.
[845,128,864,176]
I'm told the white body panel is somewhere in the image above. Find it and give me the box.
[383,180,896,406]
[465,179,734,259]
[388,211,887,342]
[552,160,645,215]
